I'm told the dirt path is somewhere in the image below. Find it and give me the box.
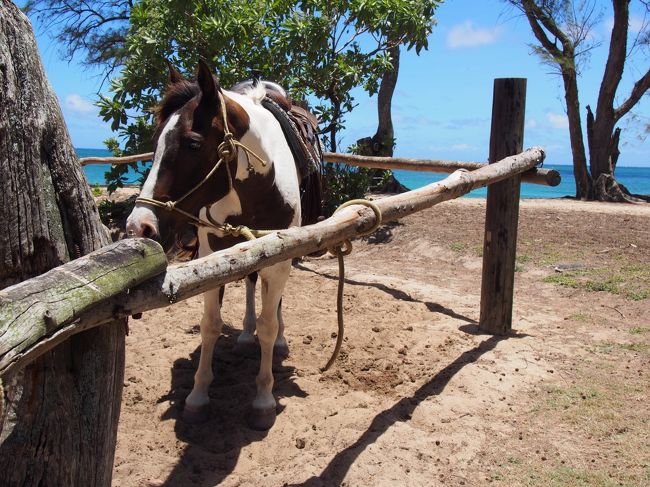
[112,198,650,487]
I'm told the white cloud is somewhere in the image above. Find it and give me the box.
[447,21,501,49]
[64,94,96,114]
[546,112,569,129]
[526,118,539,130]
[630,15,646,33]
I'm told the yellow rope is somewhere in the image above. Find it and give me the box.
[321,199,382,372]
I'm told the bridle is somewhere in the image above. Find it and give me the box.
[134,91,269,240]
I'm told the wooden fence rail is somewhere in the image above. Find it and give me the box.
[0,147,544,378]
[79,149,559,187]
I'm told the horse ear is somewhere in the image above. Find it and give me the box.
[165,60,185,84]
[197,59,219,105]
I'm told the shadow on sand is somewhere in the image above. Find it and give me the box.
[285,333,526,486]
[156,324,306,486]
[294,262,477,324]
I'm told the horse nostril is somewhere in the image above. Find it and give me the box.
[141,222,158,240]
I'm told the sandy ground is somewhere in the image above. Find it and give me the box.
[111,198,650,487]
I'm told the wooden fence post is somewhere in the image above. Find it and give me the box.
[479,78,527,335]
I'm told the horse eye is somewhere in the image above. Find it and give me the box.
[188,140,201,151]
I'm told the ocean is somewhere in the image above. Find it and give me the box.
[77,148,650,198]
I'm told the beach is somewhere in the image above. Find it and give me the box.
[108,197,650,487]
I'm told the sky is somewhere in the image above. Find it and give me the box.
[27,0,650,168]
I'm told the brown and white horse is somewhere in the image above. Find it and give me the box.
[126,60,320,430]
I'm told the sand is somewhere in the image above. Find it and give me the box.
[111,198,650,487]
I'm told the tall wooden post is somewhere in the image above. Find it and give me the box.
[479,78,526,335]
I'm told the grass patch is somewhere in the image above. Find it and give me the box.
[629,326,648,334]
[569,313,591,322]
[516,254,532,264]
[617,342,649,353]
[588,341,649,356]
[542,266,649,301]
[543,385,599,410]
[514,465,637,487]
[450,242,466,252]
[626,289,649,301]
[515,254,533,272]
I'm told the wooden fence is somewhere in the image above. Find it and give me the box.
[1,78,556,378]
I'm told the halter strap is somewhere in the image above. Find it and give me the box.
[135,91,270,240]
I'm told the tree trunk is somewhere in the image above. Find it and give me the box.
[375,45,399,157]
[587,0,642,202]
[561,67,591,199]
[0,2,125,485]
[357,45,407,193]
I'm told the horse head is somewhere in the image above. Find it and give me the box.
[126,60,249,253]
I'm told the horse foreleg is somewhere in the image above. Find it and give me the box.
[273,298,289,358]
[184,286,224,423]
[247,261,290,430]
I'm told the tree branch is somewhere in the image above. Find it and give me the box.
[595,0,629,120]
[614,68,650,122]
[519,0,565,60]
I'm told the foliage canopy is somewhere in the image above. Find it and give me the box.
[72,0,440,190]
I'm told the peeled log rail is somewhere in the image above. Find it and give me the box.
[1,147,544,378]
[79,152,154,165]
[322,152,559,186]
[0,239,166,377]
[78,148,559,187]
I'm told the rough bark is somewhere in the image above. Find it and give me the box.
[561,66,591,199]
[0,1,126,485]
[357,45,408,193]
[374,45,399,157]
[0,239,166,377]
[590,0,628,183]
[479,78,526,335]
[588,0,649,202]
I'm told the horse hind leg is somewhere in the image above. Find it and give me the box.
[234,272,289,359]
[234,272,258,356]
[247,261,291,430]
[183,286,224,423]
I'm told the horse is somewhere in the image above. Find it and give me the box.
[125,60,322,430]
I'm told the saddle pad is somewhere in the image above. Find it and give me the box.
[261,97,323,181]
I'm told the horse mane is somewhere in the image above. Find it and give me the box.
[155,80,201,124]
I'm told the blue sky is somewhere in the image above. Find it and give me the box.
[29,0,649,167]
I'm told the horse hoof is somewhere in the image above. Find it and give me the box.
[247,406,277,431]
[233,340,259,358]
[273,342,290,359]
[182,403,211,424]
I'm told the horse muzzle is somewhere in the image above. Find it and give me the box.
[126,206,159,240]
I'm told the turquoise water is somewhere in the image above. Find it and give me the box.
[394,165,650,198]
[77,148,650,198]
[79,148,146,186]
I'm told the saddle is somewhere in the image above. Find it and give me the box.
[230,80,324,224]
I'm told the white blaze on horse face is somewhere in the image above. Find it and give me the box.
[126,113,181,235]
